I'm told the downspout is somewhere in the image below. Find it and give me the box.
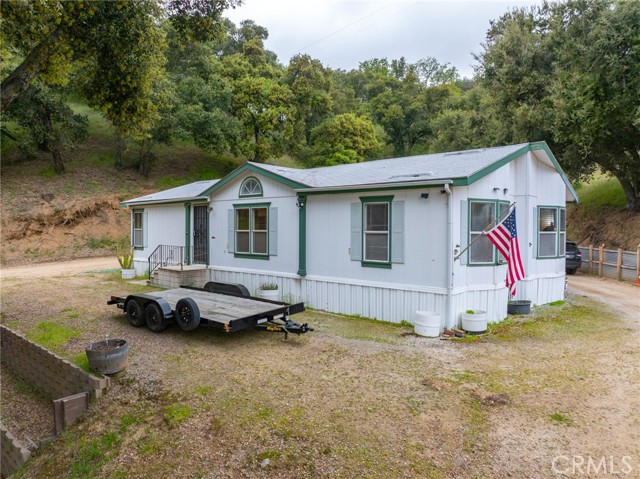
[297,195,307,276]
[444,184,454,329]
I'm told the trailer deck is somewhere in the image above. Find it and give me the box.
[108,282,310,338]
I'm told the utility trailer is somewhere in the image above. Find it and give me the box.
[108,281,312,339]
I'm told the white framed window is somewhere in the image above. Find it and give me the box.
[133,210,144,248]
[363,202,390,263]
[239,177,263,197]
[537,206,566,258]
[468,200,510,265]
[235,205,268,256]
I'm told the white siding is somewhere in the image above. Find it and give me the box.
[306,190,448,287]
[209,172,299,274]
[132,204,185,275]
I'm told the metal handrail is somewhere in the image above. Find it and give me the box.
[148,245,185,279]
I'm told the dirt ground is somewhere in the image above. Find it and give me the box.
[1,262,638,478]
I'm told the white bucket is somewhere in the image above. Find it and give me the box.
[414,311,441,337]
[460,311,488,334]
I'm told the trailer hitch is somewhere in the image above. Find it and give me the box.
[255,318,314,340]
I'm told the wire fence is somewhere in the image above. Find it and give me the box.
[578,244,640,283]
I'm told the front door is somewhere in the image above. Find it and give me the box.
[193,205,209,264]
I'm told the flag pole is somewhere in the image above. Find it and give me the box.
[454,202,516,262]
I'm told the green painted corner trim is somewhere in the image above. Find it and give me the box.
[362,261,392,269]
[297,194,307,277]
[184,203,191,265]
[359,195,395,203]
[530,142,579,203]
[233,253,270,260]
[201,163,309,196]
[464,144,531,186]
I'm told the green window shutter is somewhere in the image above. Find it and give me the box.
[269,207,277,256]
[227,209,235,254]
[460,200,468,265]
[350,202,362,261]
[143,211,148,248]
[391,201,404,264]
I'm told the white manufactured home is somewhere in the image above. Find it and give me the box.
[121,142,578,329]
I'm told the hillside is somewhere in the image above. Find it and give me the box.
[1,108,242,266]
[2,113,638,267]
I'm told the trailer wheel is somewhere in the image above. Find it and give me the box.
[145,302,167,333]
[175,297,201,331]
[125,299,145,327]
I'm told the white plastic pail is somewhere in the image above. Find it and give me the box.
[414,311,441,337]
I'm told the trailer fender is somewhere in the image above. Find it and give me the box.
[152,297,174,319]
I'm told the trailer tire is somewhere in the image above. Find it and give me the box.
[145,302,167,333]
[175,297,200,331]
[125,299,145,327]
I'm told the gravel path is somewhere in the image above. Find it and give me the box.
[0,256,118,279]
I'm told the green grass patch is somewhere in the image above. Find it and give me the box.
[164,404,193,425]
[573,173,626,209]
[39,167,56,178]
[26,321,80,350]
[195,385,212,396]
[550,412,574,426]
[68,430,121,478]
[71,352,92,373]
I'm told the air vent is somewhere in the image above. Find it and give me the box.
[444,149,484,156]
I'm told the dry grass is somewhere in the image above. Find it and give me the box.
[1,271,638,478]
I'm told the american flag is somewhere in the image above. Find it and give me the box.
[486,208,525,296]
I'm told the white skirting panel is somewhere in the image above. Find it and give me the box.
[514,274,565,306]
[209,268,448,326]
[209,268,565,328]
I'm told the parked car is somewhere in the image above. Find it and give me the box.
[565,241,582,274]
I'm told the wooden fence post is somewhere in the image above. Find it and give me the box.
[598,244,604,277]
[617,248,623,281]
[588,244,594,275]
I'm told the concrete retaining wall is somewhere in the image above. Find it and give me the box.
[1,421,31,477]
[150,265,208,289]
[0,325,110,400]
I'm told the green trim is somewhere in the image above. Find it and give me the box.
[530,142,579,203]
[184,203,191,265]
[463,145,530,186]
[360,195,395,203]
[297,195,307,276]
[239,176,264,198]
[360,196,394,267]
[233,202,271,257]
[234,253,270,260]
[362,261,392,269]
[303,184,446,196]
[201,163,309,196]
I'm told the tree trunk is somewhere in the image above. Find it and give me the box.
[39,102,65,174]
[114,131,125,169]
[616,174,639,212]
[51,146,65,174]
[0,30,61,113]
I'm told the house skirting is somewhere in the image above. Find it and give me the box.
[208,267,566,329]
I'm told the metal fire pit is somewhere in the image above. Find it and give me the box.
[85,339,129,374]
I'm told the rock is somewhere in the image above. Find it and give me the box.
[260,458,270,469]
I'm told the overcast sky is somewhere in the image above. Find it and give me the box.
[226,0,543,78]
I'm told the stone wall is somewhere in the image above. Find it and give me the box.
[0,422,31,478]
[0,325,110,400]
